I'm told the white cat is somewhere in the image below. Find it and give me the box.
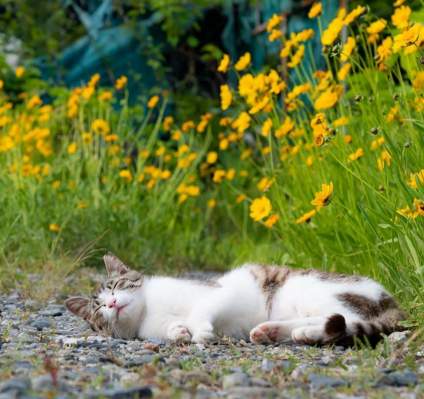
[65,253,405,346]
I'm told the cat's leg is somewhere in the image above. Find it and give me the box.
[291,314,348,345]
[250,317,327,344]
[166,320,192,343]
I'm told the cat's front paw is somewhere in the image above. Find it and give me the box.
[167,321,192,343]
[191,321,216,343]
[250,323,280,344]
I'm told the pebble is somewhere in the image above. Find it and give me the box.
[87,386,152,398]
[30,317,52,330]
[222,372,250,389]
[308,374,348,389]
[0,377,31,394]
[378,370,418,387]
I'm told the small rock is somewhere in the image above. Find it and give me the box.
[387,331,410,344]
[125,354,154,367]
[120,372,141,385]
[308,374,348,389]
[227,387,277,399]
[87,386,152,398]
[0,377,31,393]
[291,364,309,379]
[222,372,250,390]
[40,304,65,317]
[31,318,52,330]
[379,370,418,387]
[261,358,275,372]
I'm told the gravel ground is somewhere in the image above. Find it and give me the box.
[1,289,423,399]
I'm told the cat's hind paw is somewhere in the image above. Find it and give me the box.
[291,326,322,345]
[249,323,280,344]
[167,322,192,343]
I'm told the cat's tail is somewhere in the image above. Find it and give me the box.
[324,308,407,347]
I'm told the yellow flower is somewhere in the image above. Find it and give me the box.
[412,72,424,91]
[236,194,247,204]
[340,36,356,62]
[321,15,344,45]
[207,151,218,164]
[105,134,119,142]
[314,88,339,110]
[99,91,113,101]
[308,2,322,19]
[115,75,128,90]
[311,182,333,209]
[377,150,392,171]
[264,214,279,228]
[119,169,133,182]
[344,5,366,25]
[27,95,42,109]
[77,201,88,209]
[257,177,274,192]
[275,117,294,138]
[287,45,305,68]
[67,142,77,155]
[220,84,232,111]
[231,112,251,133]
[213,169,226,183]
[147,95,160,109]
[267,14,283,32]
[91,119,110,135]
[182,120,195,132]
[386,105,400,122]
[394,0,405,6]
[370,137,385,150]
[15,66,25,78]
[393,23,424,54]
[249,196,272,221]
[88,73,100,87]
[333,116,349,127]
[392,5,411,30]
[163,116,174,131]
[207,199,217,209]
[49,223,60,232]
[348,148,364,161]
[376,37,393,67]
[269,29,283,42]
[261,118,273,137]
[295,209,316,224]
[235,52,251,71]
[218,54,230,73]
[367,19,387,35]
[338,63,351,81]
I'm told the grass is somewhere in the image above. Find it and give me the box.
[0,3,423,332]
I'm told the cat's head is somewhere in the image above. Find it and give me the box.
[65,253,144,338]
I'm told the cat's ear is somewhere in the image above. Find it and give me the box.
[65,296,91,319]
[103,253,129,277]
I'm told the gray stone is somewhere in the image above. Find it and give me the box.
[379,370,418,387]
[308,374,348,389]
[222,372,250,390]
[87,386,152,398]
[0,377,31,393]
[124,354,155,368]
[387,331,409,344]
[227,387,278,398]
[31,318,52,330]
[39,305,65,317]
[261,358,275,372]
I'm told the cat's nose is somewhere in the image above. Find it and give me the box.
[107,298,117,308]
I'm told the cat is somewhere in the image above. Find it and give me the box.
[65,253,406,346]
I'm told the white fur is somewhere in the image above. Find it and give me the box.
[98,264,390,343]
